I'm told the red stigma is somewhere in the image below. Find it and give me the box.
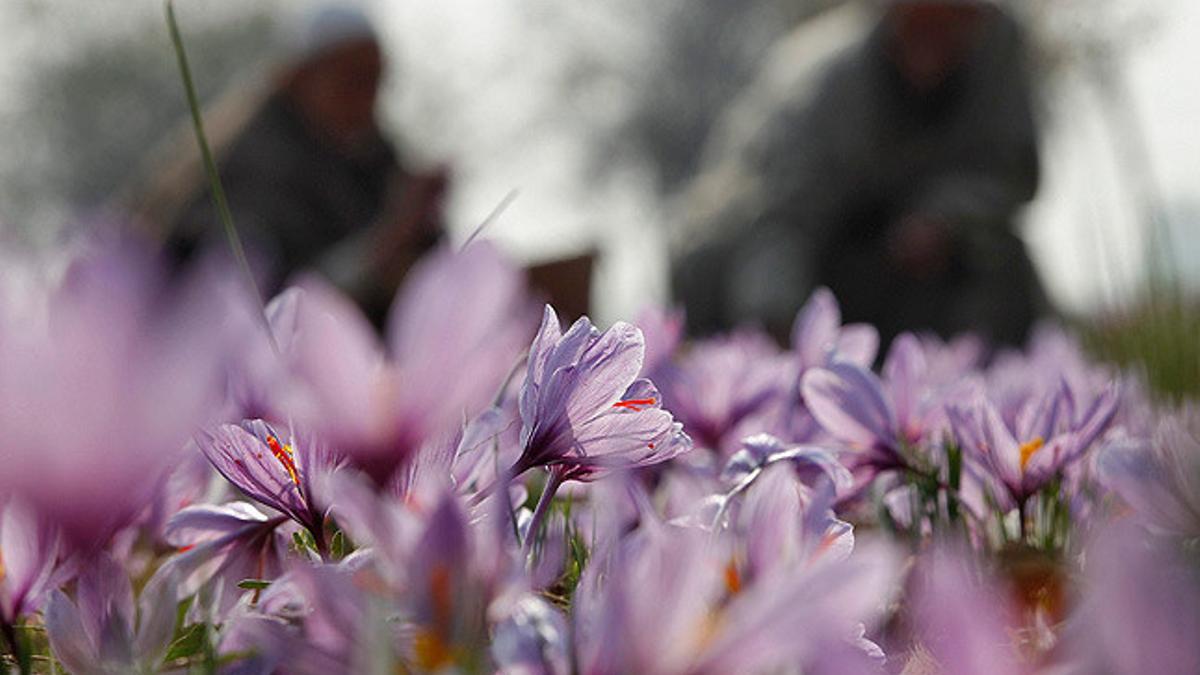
[613,397,657,411]
[266,435,301,486]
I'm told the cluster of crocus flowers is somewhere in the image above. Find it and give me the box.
[2,235,1197,675]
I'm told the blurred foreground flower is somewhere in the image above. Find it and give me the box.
[0,239,227,552]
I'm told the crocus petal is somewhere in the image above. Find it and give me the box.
[45,590,98,675]
[791,287,840,371]
[76,554,135,658]
[388,243,534,449]
[833,324,879,368]
[0,500,58,621]
[912,551,1023,675]
[133,565,179,667]
[1097,437,1200,536]
[883,333,926,440]
[286,279,386,446]
[802,364,897,452]
[698,542,898,674]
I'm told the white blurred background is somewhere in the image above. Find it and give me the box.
[0,0,1195,323]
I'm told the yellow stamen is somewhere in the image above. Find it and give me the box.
[0,548,6,583]
[1019,437,1045,472]
[412,629,455,670]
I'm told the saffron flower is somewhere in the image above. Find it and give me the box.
[0,238,226,551]
[514,306,690,482]
[801,333,941,472]
[0,500,59,655]
[654,330,786,455]
[277,242,534,484]
[1097,405,1200,537]
[573,518,897,675]
[197,419,331,546]
[162,501,291,618]
[44,555,178,675]
[948,382,1119,506]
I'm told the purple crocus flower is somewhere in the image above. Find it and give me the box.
[0,500,59,635]
[276,242,534,485]
[790,287,878,374]
[44,554,178,675]
[491,594,570,675]
[197,419,332,546]
[655,329,786,455]
[225,559,396,674]
[1058,523,1200,673]
[730,463,855,583]
[0,238,226,552]
[573,518,897,675]
[633,305,684,382]
[1096,405,1200,537]
[948,381,1119,507]
[513,306,690,483]
[801,333,938,473]
[908,549,1027,675]
[162,502,291,619]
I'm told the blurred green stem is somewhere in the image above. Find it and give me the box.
[165,0,277,354]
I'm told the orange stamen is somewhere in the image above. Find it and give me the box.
[613,397,656,411]
[266,435,301,486]
[724,560,742,595]
[178,544,195,554]
[1019,437,1045,472]
[413,564,456,669]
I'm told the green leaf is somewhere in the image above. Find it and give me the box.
[164,623,207,662]
[237,579,272,591]
[331,529,346,560]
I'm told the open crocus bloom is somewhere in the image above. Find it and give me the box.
[948,382,1119,505]
[801,334,939,471]
[198,419,331,542]
[513,306,690,482]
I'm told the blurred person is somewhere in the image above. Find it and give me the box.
[126,4,446,323]
[673,0,1046,349]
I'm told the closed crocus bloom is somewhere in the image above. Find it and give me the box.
[0,500,59,630]
[1059,523,1200,674]
[1097,406,1200,537]
[514,306,689,483]
[656,330,787,455]
[790,287,877,375]
[801,333,939,472]
[279,242,534,485]
[0,239,225,552]
[44,554,178,675]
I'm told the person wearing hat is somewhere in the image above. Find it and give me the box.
[132,3,446,323]
[674,0,1046,350]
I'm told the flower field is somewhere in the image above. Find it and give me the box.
[0,236,1195,674]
